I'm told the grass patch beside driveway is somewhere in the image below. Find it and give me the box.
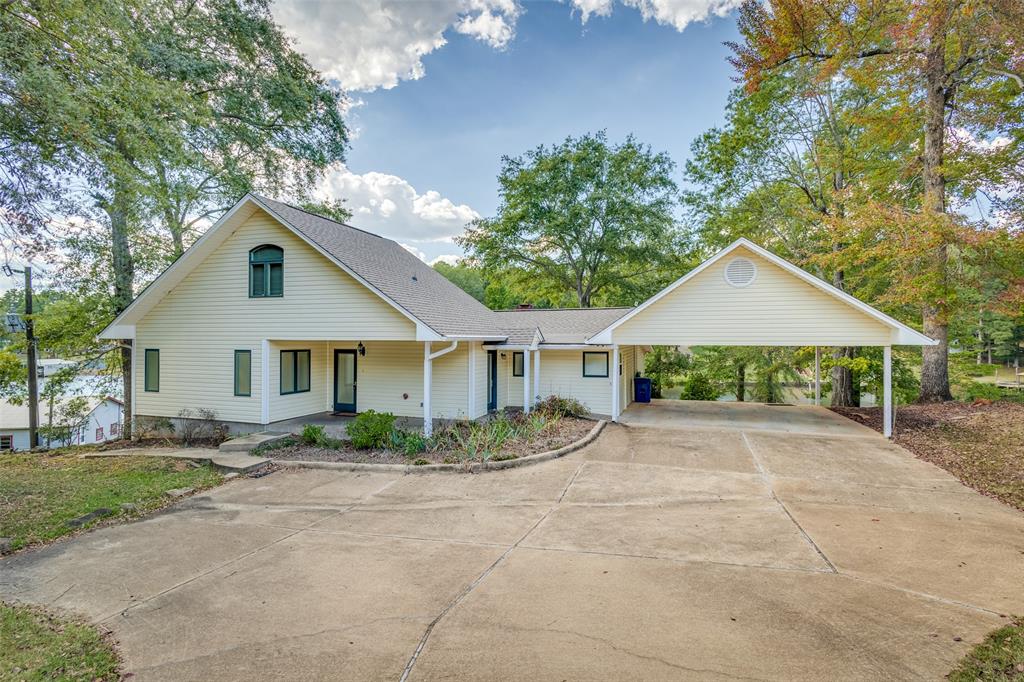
[1,602,120,681]
[948,618,1024,681]
[0,451,222,552]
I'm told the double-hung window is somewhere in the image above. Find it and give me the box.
[250,245,283,297]
[280,350,310,395]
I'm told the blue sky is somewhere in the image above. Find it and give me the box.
[274,0,743,263]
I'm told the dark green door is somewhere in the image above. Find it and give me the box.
[334,349,357,413]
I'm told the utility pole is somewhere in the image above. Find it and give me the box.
[25,267,39,449]
[3,263,39,448]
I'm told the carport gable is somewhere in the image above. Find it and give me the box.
[588,239,934,347]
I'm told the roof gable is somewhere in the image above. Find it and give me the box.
[100,194,502,341]
[593,238,937,346]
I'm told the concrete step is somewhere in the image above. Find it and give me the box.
[218,431,291,453]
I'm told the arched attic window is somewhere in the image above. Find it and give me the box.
[249,245,283,297]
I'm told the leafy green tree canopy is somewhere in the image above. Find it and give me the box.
[458,131,684,307]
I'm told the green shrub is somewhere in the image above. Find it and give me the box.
[391,429,428,457]
[535,395,588,418]
[679,373,720,401]
[300,423,328,446]
[956,380,1003,402]
[347,410,396,449]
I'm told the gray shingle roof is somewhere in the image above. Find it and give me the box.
[494,308,633,344]
[255,196,503,337]
[255,196,634,343]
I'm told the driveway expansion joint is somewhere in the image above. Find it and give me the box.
[741,432,838,573]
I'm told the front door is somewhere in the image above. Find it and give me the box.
[487,350,498,411]
[334,349,357,413]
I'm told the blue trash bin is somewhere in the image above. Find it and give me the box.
[634,377,652,403]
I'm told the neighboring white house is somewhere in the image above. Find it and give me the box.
[99,194,934,438]
[0,396,124,451]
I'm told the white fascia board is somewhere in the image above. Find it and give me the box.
[444,335,509,341]
[537,343,612,349]
[99,324,136,340]
[587,237,936,347]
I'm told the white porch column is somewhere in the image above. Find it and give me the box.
[260,339,270,425]
[533,349,541,404]
[467,343,476,419]
[522,349,532,414]
[883,345,892,438]
[814,346,821,406]
[423,342,433,437]
[611,344,620,421]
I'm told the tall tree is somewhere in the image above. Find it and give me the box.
[458,132,684,307]
[1,0,349,434]
[729,0,1024,401]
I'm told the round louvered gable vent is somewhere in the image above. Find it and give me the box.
[724,257,757,287]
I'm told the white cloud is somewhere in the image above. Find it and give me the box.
[429,254,463,266]
[399,243,428,261]
[273,0,521,92]
[317,165,480,244]
[571,0,741,30]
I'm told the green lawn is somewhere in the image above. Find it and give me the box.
[0,451,222,552]
[949,619,1024,681]
[1,602,120,681]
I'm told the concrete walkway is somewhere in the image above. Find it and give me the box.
[81,448,270,474]
[3,405,1023,680]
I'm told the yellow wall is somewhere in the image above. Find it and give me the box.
[611,247,893,346]
[135,209,416,424]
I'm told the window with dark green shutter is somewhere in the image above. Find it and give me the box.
[250,245,283,297]
[144,349,160,392]
[234,350,251,396]
[280,350,310,395]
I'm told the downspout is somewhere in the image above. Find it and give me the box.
[423,341,459,437]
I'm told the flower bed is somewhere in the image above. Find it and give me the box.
[258,397,594,465]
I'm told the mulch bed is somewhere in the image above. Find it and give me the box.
[832,401,1024,511]
[264,416,594,465]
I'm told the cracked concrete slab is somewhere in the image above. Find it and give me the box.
[581,424,757,473]
[4,402,1024,681]
[314,501,549,545]
[108,531,506,680]
[784,501,1024,615]
[524,498,831,571]
[408,547,1004,681]
[562,460,767,505]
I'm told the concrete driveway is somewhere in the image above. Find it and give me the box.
[3,404,1024,680]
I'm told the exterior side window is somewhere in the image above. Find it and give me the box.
[144,349,160,392]
[0,435,12,450]
[234,350,252,396]
[583,351,609,378]
[250,245,284,297]
[512,352,524,377]
[280,349,310,395]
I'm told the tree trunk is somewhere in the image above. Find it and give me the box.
[105,178,136,438]
[918,16,953,402]
[830,269,856,407]
[736,363,746,402]
[831,346,857,407]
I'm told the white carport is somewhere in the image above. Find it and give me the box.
[588,239,936,438]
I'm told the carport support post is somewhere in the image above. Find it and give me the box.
[611,344,620,422]
[814,347,821,406]
[522,349,532,414]
[533,348,541,404]
[423,342,432,437]
[883,345,892,438]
